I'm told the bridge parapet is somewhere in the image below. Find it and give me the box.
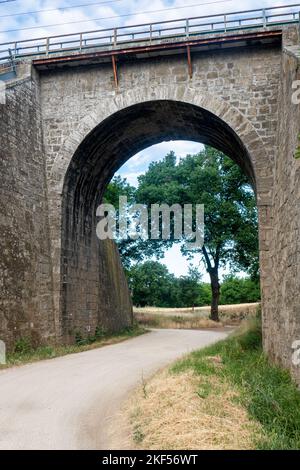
[0,3,299,66]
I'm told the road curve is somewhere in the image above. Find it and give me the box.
[0,329,228,450]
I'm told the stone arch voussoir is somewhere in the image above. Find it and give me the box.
[52,84,272,196]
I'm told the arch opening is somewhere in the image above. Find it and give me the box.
[61,100,257,341]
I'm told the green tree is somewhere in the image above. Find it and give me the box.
[220,275,261,305]
[136,147,258,321]
[127,261,206,308]
[174,267,203,308]
[127,261,176,307]
[103,175,135,207]
[103,176,165,270]
[197,283,212,306]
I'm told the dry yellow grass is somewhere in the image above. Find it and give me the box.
[134,303,259,328]
[134,313,223,330]
[127,369,263,450]
[134,303,259,316]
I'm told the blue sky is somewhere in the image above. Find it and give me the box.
[0,0,293,43]
[0,0,293,278]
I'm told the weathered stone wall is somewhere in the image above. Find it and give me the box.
[40,40,281,346]
[0,70,55,349]
[0,69,133,348]
[264,37,300,383]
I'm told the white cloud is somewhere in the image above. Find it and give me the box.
[160,244,202,277]
[117,170,141,186]
[0,0,295,45]
[117,140,204,186]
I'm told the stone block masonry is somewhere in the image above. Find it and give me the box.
[0,70,55,349]
[0,69,133,349]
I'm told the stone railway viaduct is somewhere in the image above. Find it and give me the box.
[0,9,300,382]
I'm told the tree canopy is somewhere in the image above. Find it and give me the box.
[103,146,259,319]
[103,175,165,270]
[136,147,258,320]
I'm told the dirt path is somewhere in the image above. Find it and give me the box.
[0,329,228,450]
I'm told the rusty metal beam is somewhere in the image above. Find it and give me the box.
[32,30,282,68]
[112,54,118,89]
[187,45,192,79]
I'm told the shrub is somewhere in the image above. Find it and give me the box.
[14,336,32,355]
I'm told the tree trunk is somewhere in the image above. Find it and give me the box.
[209,268,220,322]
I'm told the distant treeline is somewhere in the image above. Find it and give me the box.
[127,261,260,308]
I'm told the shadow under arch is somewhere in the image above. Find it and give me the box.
[61,99,257,340]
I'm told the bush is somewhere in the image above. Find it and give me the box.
[220,275,261,305]
[14,336,33,355]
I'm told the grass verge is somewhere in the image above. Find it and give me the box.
[0,325,147,369]
[127,318,300,450]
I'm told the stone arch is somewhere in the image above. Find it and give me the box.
[52,89,273,341]
[51,85,272,200]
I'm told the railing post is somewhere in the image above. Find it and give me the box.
[113,28,117,47]
[79,33,83,51]
[262,9,266,28]
[8,48,16,74]
[150,24,152,44]
[186,19,189,38]
[46,37,49,56]
[224,14,227,32]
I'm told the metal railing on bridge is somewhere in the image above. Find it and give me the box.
[0,3,299,64]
